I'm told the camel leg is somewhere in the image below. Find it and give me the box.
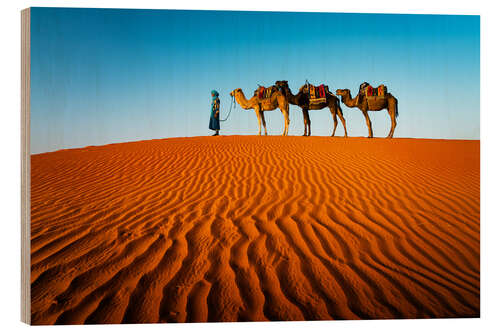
[330,107,338,137]
[386,101,397,138]
[362,110,373,138]
[306,111,311,136]
[260,111,268,136]
[287,110,291,136]
[386,109,397,138]
[301,109,308,136]
[302,109,311,136]
[282,112,290,136]
[254,107,262,135]
[282,105,290,136]
[337,107,348,138]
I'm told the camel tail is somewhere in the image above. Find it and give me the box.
[389,94,399,119]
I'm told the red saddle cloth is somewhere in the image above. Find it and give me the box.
[308,84,328,99]
[258,86,265,99]
[364,84,386,97]
[258,86,276,99]
[319,84,326,98]
[366,85,374,96]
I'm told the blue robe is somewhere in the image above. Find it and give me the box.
[209,93,220,131]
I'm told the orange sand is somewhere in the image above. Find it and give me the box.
[30,136,480,324]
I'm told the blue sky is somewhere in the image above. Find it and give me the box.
[30,8,479,154]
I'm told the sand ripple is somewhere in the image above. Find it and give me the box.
[30,136,480,324]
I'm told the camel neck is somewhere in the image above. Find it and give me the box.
[284,87,299,105]
[342,91,357,107]
[235,91,253,110]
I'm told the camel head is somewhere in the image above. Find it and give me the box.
[230,88,242,97]
[275,80,289,89]
[335,89,349,97]
[275,80,290,94]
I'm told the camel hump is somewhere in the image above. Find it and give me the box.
[361,83,387,97]
[305,83,329,104]
[359,82,370,92]
[304,83,329,97]
[255,85,278,99]
[376,84,387,97]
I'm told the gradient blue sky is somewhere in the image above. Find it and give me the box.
[30,8,479,154]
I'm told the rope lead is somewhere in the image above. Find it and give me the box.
[220,95,235,122]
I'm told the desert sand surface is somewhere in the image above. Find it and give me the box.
[30,136,480,324]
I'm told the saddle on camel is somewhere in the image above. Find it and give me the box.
[303,82,331,104]
[358,82,388,108]
[255,85,278,99]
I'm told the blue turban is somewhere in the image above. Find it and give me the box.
[211,90,219,102]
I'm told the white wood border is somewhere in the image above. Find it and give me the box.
[20,7,30,325]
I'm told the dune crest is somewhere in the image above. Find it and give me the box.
[30,136,480,324]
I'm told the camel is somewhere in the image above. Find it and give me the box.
[335,88,398,138]
[230,87,290,136]
[275,80,347,137]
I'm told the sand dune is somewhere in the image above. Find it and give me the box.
[30,136,480,324]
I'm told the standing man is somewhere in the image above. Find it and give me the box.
[209,90,220,136]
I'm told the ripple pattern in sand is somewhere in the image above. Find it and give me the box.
[30,136,480,324]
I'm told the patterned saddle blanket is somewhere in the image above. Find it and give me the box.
[305,84,330,104]
[256,85,278,99]
[360,82,387,97]
[358,82,388,108]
